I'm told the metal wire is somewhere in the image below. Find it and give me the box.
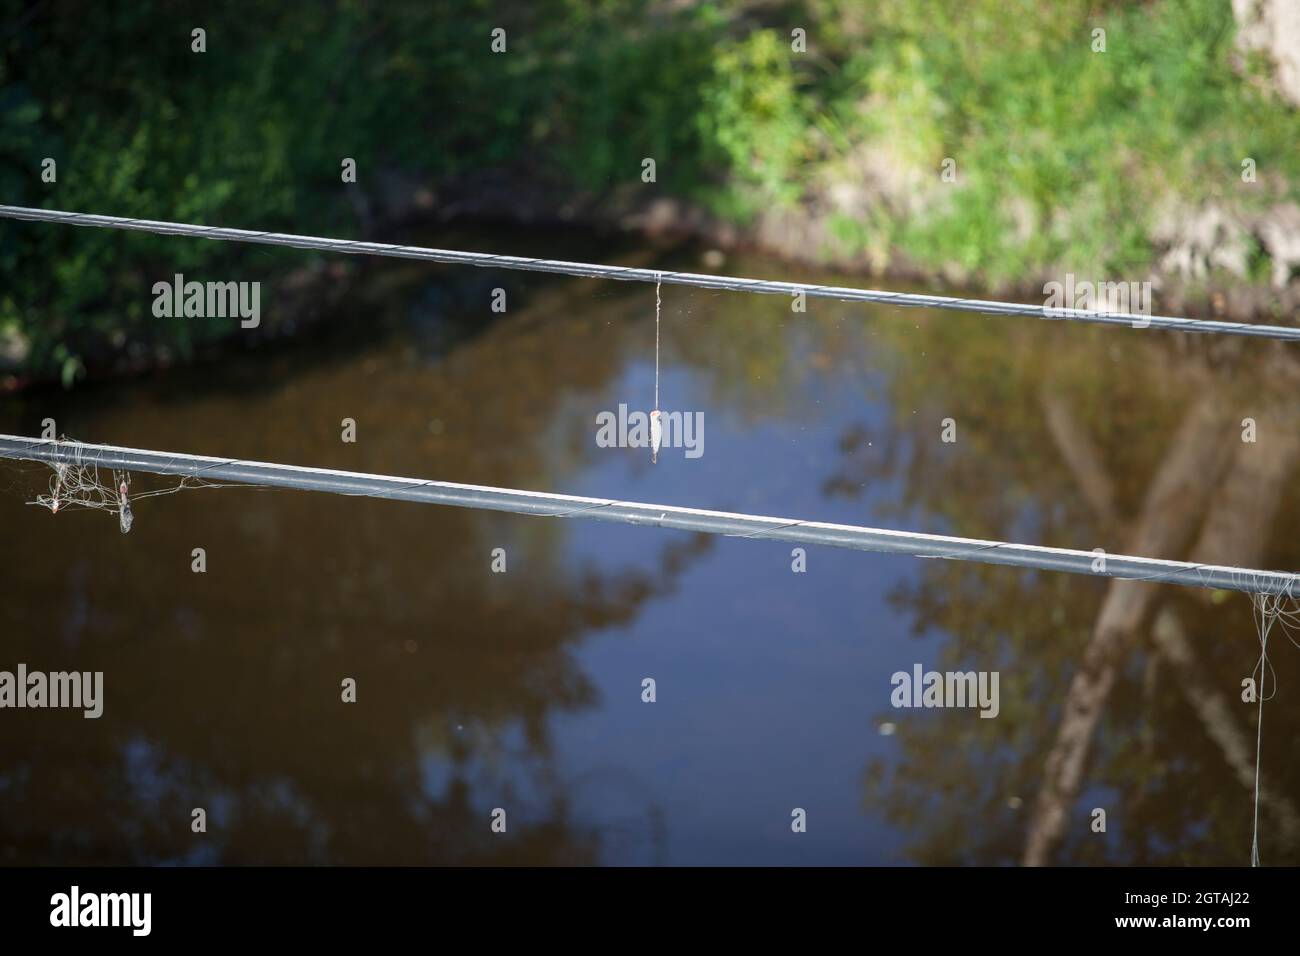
[3,204,1298,341]
[2,434,1296,597]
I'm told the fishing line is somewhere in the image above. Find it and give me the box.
[652,273,662,465]
[1252,593,1276,866]
[25,436,237,532]
[655,273,661,412]
[1249,591,1300,865]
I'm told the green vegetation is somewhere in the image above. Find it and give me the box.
[2,0,1298,381]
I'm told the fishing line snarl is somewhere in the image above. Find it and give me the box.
[29,436,223,533]
[1249,591,1300,866]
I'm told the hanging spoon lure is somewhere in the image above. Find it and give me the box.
[51,462,65,513]
[116,471,133,534]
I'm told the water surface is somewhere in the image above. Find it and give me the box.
[2,231,1298,865]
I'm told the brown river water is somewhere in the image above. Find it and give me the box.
[2,229,1298,865]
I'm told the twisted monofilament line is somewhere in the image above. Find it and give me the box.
[4,205,1300,340]
[3,434,1298,597]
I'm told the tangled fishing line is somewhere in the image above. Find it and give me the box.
[29,437,226,533]
[1249,590,1300,865]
